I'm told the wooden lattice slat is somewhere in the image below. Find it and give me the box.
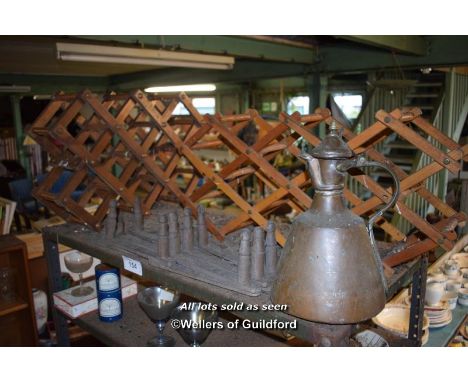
[29,90,468,267]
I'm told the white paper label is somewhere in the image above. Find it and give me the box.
[98,273,119,292]
[99,298,121,318]
[122,256,142,276]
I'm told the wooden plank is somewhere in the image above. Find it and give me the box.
[376,110,460,174]
[340,123,457,219]
[351,145,468,217]
[383,213,463,266]
[412,116,459,151]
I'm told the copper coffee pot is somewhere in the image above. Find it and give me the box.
[271,123,400,324]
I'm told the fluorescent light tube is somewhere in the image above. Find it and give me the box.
[0,85,31,93]
[56,43,234,70]
[144,84,216,93]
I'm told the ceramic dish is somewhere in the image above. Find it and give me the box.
[446,280,462,292]
[425,310,451,323]
[430,313,452,328]
[459,298,468,307]
[461,268,468,278]
[427,272,447,283]
[460,322,468,340]
[451,253,468,268]
[458,288,468,299]
[447,271,462,280]
[402,295,446,312]
[428,311,452,323]
[372,304,430,337]
[442,291,458,310]
[430,310,452,324]
[426,311,450,319]
[444,259,460,276]
[424,300,449,311]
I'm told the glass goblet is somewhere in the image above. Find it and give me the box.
[64,251,94,297]
[172,304,218,347]
[137,286,180,347]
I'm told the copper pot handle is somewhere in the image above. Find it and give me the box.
[337,156,400,291]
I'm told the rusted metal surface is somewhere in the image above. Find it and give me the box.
[271,125,397,324]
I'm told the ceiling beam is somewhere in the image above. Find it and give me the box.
[0,73,109,94]
[73,35,317,64]
[320,36,468,73]
[337,35,428,56]
[109,60,312,90]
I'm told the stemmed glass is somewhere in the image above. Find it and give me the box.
[63,251,94,297]
[172,304,218,347]
[137,286,180,347]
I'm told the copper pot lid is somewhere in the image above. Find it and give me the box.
[310,122,354,159]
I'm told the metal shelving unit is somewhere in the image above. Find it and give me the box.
[43,223,428,347]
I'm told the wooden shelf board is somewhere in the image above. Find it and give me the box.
[0,299,29,318]
[45,223,418,345]
[73,295,289,347]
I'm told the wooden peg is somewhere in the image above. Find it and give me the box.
[182,207,193,251]
[238,228,251,286]
[116,211,124,236]
[265,220,278,277]
[197,204,208,247]
[168,212,180,256]
[251,227,265,282]
[133,196,143,231]
[105,199,117,239]
[122,212,130,234]
[193,220,199,248]
[158,214,169,259]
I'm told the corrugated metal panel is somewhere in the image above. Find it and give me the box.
[356,87,406,134]
[395,72,468,234]
[347,84,407,199]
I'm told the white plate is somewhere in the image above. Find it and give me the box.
[429,311,451,323]
[372,304,430,336]
[430,315,452,328]
[426,308,450,317]
[425,300,449,311]
[459,298,468,306]
[427,307,450,316]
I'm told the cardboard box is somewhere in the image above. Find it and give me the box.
[53,275,137,319]
[16,232,70,260]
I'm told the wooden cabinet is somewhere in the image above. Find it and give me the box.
[0,235,38,346]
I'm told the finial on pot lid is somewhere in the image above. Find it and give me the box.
[310,121,354,159]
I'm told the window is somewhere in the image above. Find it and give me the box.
[287,96,309,115]
[332,94,363,121]
[173,97,216,115]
